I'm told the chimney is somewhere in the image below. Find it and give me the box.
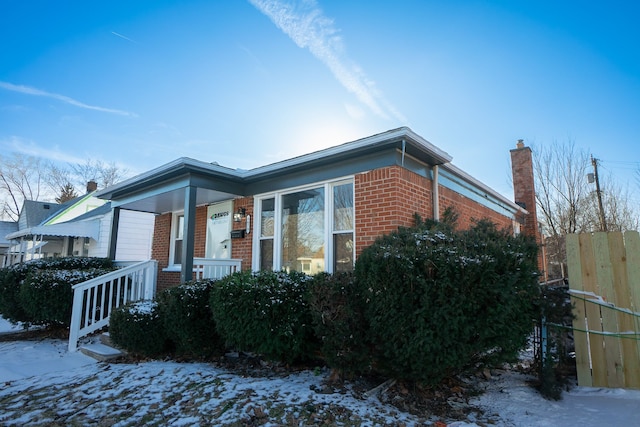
[86,180,98,193]
[510,140,543,271]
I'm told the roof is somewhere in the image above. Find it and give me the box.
[0,221,18,246]
[41,192,97,225]
[94,127,523,215]
[5,218,101,240]
[18,200,62,229]
[7,196,110,241]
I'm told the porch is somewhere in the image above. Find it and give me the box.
[68,257,241,351]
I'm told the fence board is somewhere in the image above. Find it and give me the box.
[592,232,623,388]
[566,233,592,387]
[624,231,640,380]
[567,231,640,389]
[609,232,640,388]
[578,233,608,387]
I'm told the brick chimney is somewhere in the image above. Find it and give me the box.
[510,140,539,241]
[86,180,98,193]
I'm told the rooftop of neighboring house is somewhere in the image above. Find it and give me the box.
[18,200,62,230]
[0,221,18,247]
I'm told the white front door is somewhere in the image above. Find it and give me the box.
[206,201,233,258]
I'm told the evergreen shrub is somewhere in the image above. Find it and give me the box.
[209,270,317,364]
[0,266,31,323]
[308,272,370,376]
[355,218,539,384]
[158,279,224,358]
[19,268,113,327]
[0,257,114,325]
[109,300,169,357]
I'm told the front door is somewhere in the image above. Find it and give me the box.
[206,201,233,258]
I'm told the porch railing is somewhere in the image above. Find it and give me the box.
[193,257,242,280]
[68,260,157,351]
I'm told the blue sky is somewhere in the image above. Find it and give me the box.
[1,0,639,201]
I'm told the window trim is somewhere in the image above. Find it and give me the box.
[252,177,354,273]
[166,211,185,270]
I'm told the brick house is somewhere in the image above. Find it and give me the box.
[96,127,537,291]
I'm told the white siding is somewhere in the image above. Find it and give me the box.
[49,196,106,224]
[87,210,155,261]
[115,210,155,261]
[88,213,112,258]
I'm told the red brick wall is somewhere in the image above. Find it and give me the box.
[354,165,515,257]
[231,197,254,271]
[438,186,513,231]
[354,166,433,257]
[151,213,173,291]
[152,164,518,288]
[152,207,208,292]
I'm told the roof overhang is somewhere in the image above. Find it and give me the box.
[6,219,101,240]
[95,158,246,213]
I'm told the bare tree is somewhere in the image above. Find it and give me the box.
[0,153,54,221]
[71,159,128,189]
[533,140,640,278]
[45,158,130,197]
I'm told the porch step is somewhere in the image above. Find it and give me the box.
[79,342,125,362]
[99,332,114,347]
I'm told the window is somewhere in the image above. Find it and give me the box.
[332,183,354,272]
[170,213,184,266]
[254,179,354,273]
[281,187,325,273]
[259,198,274,270]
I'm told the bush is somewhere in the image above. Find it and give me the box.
[536,282,574,400]
[109,300,169,357]
[355,218,540,384]
[0,266,32,324]
[0,257,115,326]
[158,280,224,358]
[19,268,113,327]
[210,270,317,364]
[308,272,370,376]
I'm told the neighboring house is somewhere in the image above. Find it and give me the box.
[3,185,155,266]
[0,221,18,266]
[96,127,539,291]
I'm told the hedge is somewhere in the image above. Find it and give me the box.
[158,280,224,358]
[210,270,318,364]
[355,218,540,384]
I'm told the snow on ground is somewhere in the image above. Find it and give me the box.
[1,316,639,426]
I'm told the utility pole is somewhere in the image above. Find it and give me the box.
[591,155,607,232]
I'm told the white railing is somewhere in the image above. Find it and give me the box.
[193,258,242,280]
[68,260,157,352]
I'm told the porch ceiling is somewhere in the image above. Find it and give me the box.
[115,187,239,214]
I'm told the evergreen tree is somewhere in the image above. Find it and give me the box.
[55,183,78,204]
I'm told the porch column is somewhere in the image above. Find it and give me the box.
[108,207,121,260]
[180,185,197,283]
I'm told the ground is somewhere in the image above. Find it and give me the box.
[1,317,639,426]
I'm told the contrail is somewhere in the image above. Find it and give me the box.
[111,31,138,44]
[0,81,138,118]
[249,0,406,123]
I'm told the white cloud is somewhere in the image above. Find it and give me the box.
[0,81,138,118]
[249,0,406,123]
[2,136,86,164]
[344,102,364,120]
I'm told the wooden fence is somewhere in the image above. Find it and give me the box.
[566,231,640,389]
